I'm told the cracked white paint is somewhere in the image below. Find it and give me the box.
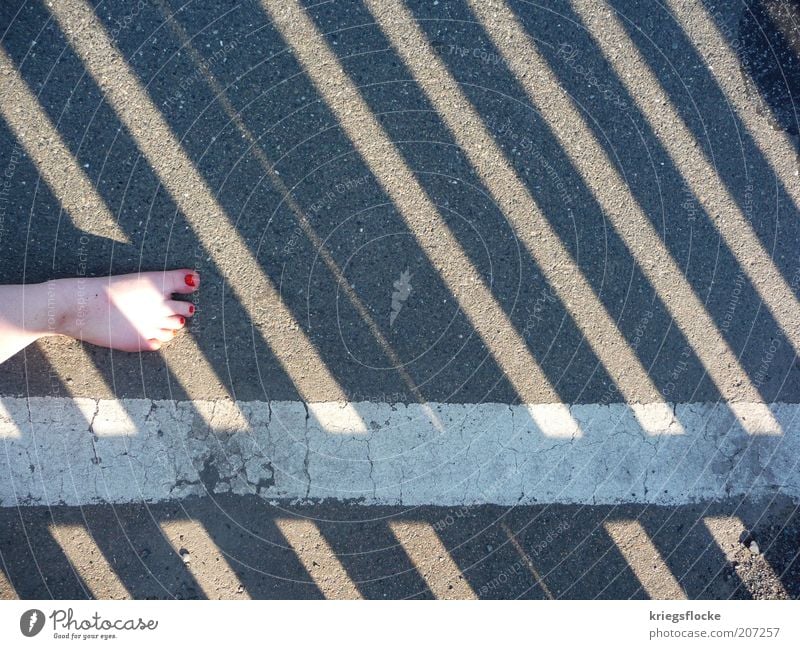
[1,397,799,507]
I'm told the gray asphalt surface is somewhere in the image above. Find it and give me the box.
[1,497,798,599]
[1,0,799,599]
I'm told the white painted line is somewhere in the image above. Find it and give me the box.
[1,397,798,507]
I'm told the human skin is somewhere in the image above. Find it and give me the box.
[0,269,199,364]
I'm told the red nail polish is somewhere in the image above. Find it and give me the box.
[185,274,196,287]
[179,316,185,325]
[189,305,195,315]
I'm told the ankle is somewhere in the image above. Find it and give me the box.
[29,279,76,339]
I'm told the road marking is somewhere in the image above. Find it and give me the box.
[275,518,362,599]
[389,521,477,599]
[604,520,687,599]
[48,523,131,599]
[2,397,797,507]
[160,520,251,600]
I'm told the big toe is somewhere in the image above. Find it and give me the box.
[164,269,200,295]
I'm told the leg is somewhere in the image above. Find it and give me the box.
[0,269,199,365]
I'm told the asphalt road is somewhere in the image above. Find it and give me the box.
[1,0,799,599]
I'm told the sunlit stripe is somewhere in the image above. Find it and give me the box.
[471,0,779,432]
[389,520,476,599]
[154,3,442,431]
[73,397,137,436]
[523,402,582,439]
[159,520,251,599]
[604,520,686,599]
[0,46,248,409]
[274,518,362,599]
[0,398,21,438]
[703,515,789,598]
[262,0,560,405]
[0,47,128,243]
[48,523,131,599]
[0,565,18,599]
[37,341,121,401]
[364,0,676,434]
[500,522,554,598]
[572,0,800,361]
[669,0,800,220]
[49,0,362,423]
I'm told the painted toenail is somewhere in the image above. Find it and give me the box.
[185,274,196,287]
[189,305,195,314]
[179,316,185,325]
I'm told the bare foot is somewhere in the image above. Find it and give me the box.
[51,270,199,352]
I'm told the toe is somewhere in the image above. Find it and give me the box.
[163,314,186,330]
[165,269,200,295]
[144,339,162,351]
[153,329,178,343]
[166,300,195,318]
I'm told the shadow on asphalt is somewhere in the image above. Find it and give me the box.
[0,0,798,406]
[0,495,798,599]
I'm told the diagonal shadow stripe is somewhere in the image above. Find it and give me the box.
[46,0,363,423]
[361,0,684,433]
[573,0,800,364]
[152,2,444,419]
[460,0,783,426]
[260,0,567,407]
[274,517,363,599]
[688,0,800,174]
[48,522,131,598]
